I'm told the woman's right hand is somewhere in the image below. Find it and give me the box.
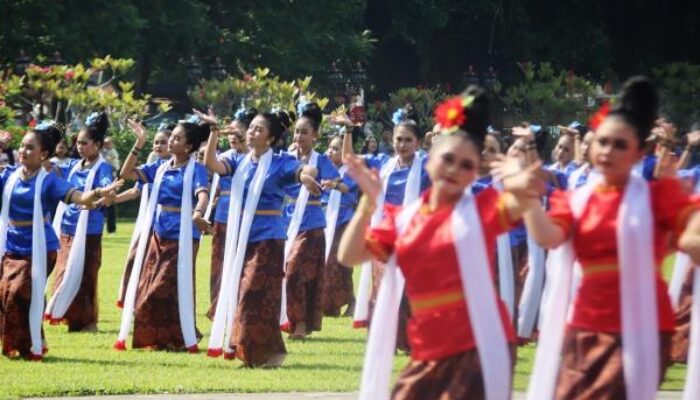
[127,119,147,148]
[344,153,381,200]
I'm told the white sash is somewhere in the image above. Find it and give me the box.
[117,183,149,305]
[204,173,220,221]
[360,192,511,400]
[116,157,198,350]
[324,165,348,263]
[0,168,49,357]
[527,175,659,400]
[46,155,105,320]
[494,182,515,318]
[279,151,319,326]
[683,268,700,400]
[669,177,700,309]
[207,149,272,355]
[517,234,546,337]
[353,153,422,326]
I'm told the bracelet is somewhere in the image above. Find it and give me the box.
[526,142,537,150]
[193,209,204,216]
[94,188,102,199]
[357,195,376,217]
[131,146,142,156]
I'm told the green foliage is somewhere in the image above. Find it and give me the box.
[1,56,171,148]
[366,86,446,134]
[653,63,700,130]
[189,68,328,117]
[504,62,595,126]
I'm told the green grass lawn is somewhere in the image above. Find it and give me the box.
[0,222,687,398]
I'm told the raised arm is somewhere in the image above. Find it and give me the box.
[337,154,383,266]
[119,119,147,181]
[676,131,700,171]
[194,108,228,176]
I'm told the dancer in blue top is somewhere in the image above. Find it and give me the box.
[321,134,359,317]
[49,112,114,332]
[202,108,320,367]
[112,123,173,308]
[208,107,256,319]
[117,117,211,351]
[282,102,340,339]
[0,121,115,359]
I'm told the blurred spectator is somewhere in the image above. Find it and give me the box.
[0,131,18,171]
[50,139,74,168]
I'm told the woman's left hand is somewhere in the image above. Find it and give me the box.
[490,155,546,198]
[193,214,214,235]
[192,107,219,126]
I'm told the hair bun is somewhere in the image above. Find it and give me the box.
[33,120,65,157]
[276,109,294,132]
[300,102,323,131]
[460,85,491,147]
[614,76,658,137]
[235,107,258,128]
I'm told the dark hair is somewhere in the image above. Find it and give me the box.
[178,121,211,153]
[393,105,422,139]
[299,102,323,132]
[451,85,491,150]
[609,76,659,148]
[157,122,176,136]
[82,111,109,146]
[361,135,379,155]
[234,107,258,129]
[33,121,65,158]
[259,111,291,144]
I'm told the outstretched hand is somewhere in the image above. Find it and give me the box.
[344,153,381,200]
[511,126,535,141]
[127,119,147,146]
[490,155,546,198]
[192,107,218,126]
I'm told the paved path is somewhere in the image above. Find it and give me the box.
[37,391,684,399]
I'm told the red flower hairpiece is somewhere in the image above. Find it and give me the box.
[434,96,473,134]
[589,101,611,131]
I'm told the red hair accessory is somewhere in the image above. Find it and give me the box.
[434,95,473,134]
[589,101,611,130]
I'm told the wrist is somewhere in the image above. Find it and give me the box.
[358,195,376,217]
[192,209,204,217]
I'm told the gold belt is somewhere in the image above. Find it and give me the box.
[220,191,231,196]
[581,263,618,276]
[9,218,49,227]
[255,209,282,216]
[409,289,465,316]
[160,205,181,212]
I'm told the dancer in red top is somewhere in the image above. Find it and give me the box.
[339,86,541,400]
[518,77,700,400]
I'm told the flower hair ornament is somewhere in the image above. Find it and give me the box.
[35,119,65,134]
[181,114,201,125]
[588,100,611,131]
[434,95,474,134]
[296,97,310,117]
[234,106,247,121]
[391,108,408,126]
[85,112,100,126]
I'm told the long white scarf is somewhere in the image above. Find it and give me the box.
[517,234,546,337]
[683,267,700,400]
[360,191,511,400]
[0,168,48,357]
[117,182,149,305]
[46,155,105,320]
[669,176,700,309]
[116,157,198,350]
[527,175,659,400]
[279,150,319,327]
[203,173,220,221]
[494,182,515,318]
[324,165,348,263]
[208,149,272,355]
[353,153,422,327]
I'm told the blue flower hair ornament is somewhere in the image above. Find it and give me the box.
[157,121,173,132]
[85,112,100,126]
[296,97,310,117]
[392,108,408,126]
[234,106,247,121]
[181,114,201,125]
